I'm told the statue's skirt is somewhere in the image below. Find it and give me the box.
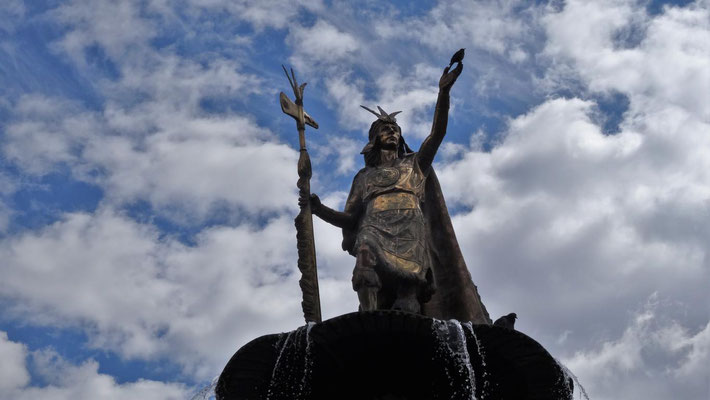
[216,311,573,400]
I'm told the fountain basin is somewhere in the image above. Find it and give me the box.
[216,311,572,400]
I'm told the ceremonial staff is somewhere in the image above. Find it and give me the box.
[280,66,322,323]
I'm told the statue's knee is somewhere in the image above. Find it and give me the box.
[353,245,380,290]
[356,244,376,267]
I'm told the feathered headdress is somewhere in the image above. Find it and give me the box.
[360,105,402,124]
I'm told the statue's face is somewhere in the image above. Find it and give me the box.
[377,123,401,150]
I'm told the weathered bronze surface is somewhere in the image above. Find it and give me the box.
[308,52,490,324]
[280,66,322,323]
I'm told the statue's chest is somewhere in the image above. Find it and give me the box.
[362,157,426,201]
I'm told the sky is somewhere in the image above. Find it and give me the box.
[0,0,708,399]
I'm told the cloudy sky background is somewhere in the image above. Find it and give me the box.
[0,0,708,398]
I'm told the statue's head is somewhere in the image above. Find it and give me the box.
[360,105,412,166]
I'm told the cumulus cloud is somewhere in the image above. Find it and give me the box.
[0,0,306,224]
[375,0,539,61]
[543,0,710,119]
[3,0,297,222]
[563,296,710,400]
[0,172,18,233]
[0,206,357,378]
[0,331,29,392]
[186,0,325,30]
[439,92,709,344]
[311,136,360,175]
[50,0,157,63]
[287,19,360,70]
[3,95,98,175]
[2,94,298,222]
[0,333,188,400]
[0,209,304,376]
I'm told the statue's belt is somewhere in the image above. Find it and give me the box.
[370,192,419,212]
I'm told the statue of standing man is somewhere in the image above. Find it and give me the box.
[306,52,490,324]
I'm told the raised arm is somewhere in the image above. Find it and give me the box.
[417,61,463,172]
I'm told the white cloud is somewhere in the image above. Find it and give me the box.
[311,136,360,175]
[375,0,540,62]
[287,19,360,69]
[0,172,17,233]
[543,0,710,119]
[3,94,298,222]
[0,331,29,392]
[3,95,98,175]
[0,334,188,400]
[51,0,157,63]
[0,0,301,224]
[563,297,710,400]
[108,55,260,112]
[0,206,358,378]
[186,0,325,30]
[439,93,709,343]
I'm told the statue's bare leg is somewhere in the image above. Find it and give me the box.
[352,245,381,311]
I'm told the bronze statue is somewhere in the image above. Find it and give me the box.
[219,51,571,400]
[305,52,490,324]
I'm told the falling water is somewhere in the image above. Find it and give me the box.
[462,322,490,398]
[554,358,590,400]
[266,330,295,400]
[298,321,316,399]
[266,324,314,400]
[432,319,478,400]
[190,376,218,400]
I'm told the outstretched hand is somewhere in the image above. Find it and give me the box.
[439,61,463,92]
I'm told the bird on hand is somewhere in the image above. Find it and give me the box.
[449,48,465,68]
[493,313,517,330]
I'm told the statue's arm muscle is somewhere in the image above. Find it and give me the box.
[417,90,450,171]
[313,205,356,229]
[313,171,363,230]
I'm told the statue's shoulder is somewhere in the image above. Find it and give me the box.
[351,167,369,184]
[402,152,418,164]
[354,167,369,177]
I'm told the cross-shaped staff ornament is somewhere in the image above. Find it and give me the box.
[280,66,322,323]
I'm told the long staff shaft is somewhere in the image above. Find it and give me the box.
[281,66,322,323]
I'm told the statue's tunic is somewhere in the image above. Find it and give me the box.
[344,153,432,282]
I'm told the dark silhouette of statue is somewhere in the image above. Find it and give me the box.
[307,58,490,324]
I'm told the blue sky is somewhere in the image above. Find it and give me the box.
[1,1,708,399]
